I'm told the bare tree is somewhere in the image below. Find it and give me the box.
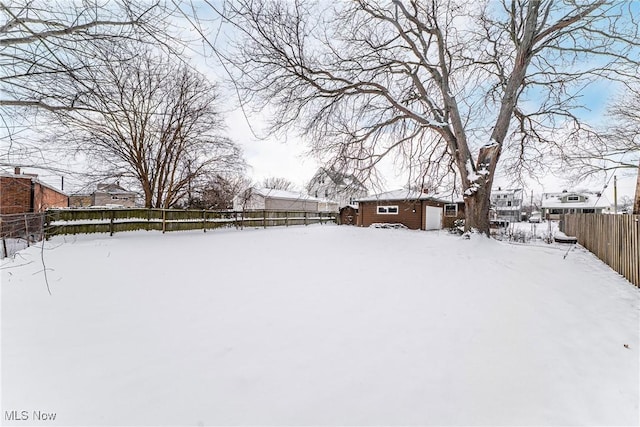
[262,176,295,191]
[560,85,640,213]
[0,1,176,113]
[48,44,245,208]
[205,0,639,234]
[185,172,250,210]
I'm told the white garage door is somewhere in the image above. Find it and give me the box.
[425,205,443,230]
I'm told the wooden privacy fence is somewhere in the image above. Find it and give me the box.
[44,208,337,237]
[561,214,640,287]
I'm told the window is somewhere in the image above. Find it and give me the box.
[377,205,399,214]
[444,204,458,217]
[507,201,512,207]
[567,195,580,201]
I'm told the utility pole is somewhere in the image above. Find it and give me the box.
[530,191,533,211]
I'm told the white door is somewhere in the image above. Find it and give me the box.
[425,206,443,230]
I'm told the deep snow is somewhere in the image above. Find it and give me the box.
[1,225,638,426]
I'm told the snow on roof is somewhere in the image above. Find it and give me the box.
[357,189,450,203]
[96,184,135,194]
[492,188,522,195]
[312,167,367,189]
[495,206,522,211]
[252,187,323,202]
[541,191,610,209]
[0,172,67,195]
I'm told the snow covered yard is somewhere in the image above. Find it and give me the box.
[1,225,638,426]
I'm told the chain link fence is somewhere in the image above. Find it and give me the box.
[0,213,46,258]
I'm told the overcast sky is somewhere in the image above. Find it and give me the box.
[1,4,637,203]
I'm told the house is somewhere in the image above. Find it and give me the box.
[490,188,523,223]
[69,183,137,208]
[233,187,338,212]
[0,168,68,214]
[541,190,611,220]
[306,167,368,207]
[356,189,452,230]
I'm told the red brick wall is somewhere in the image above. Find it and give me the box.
[359,200,425,229]
[0,176,32,214]
[1,177,68,214]
[33,182,68,212]
[359,199,450,230]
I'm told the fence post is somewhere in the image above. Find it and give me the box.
[202,210,207,233]
[162,209,167,233]
[304,212,308,226]
[263,210,267,228]
[24,214,30,247]
[109,210,115,236]
[1,213,7,257]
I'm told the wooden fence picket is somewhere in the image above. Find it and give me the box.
[562,214,640,288]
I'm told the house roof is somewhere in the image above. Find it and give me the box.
[0,172,68,196]
[311,167,367,190]
[357,189,450,204]
[95,183,135,194]
[251,187,323,202]
[492,188,523,195]
[541,191,610,209]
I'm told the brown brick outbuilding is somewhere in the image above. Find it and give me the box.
[357,189,459,230]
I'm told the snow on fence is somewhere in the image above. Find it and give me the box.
[561,214,640,287]
[0,212,46,258]
[44,208,337,238]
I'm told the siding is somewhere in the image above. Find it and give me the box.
[265,198,318,212]
[93,191,136,207]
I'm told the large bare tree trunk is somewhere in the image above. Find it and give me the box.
[464,187,492,233]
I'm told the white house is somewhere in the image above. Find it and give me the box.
[541,190,610,220]
[490,188,523,222]
[233,187,338,212]
[306,167,368,207]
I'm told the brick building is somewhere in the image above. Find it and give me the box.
[0,168,68,214]
[357,189,452,230]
